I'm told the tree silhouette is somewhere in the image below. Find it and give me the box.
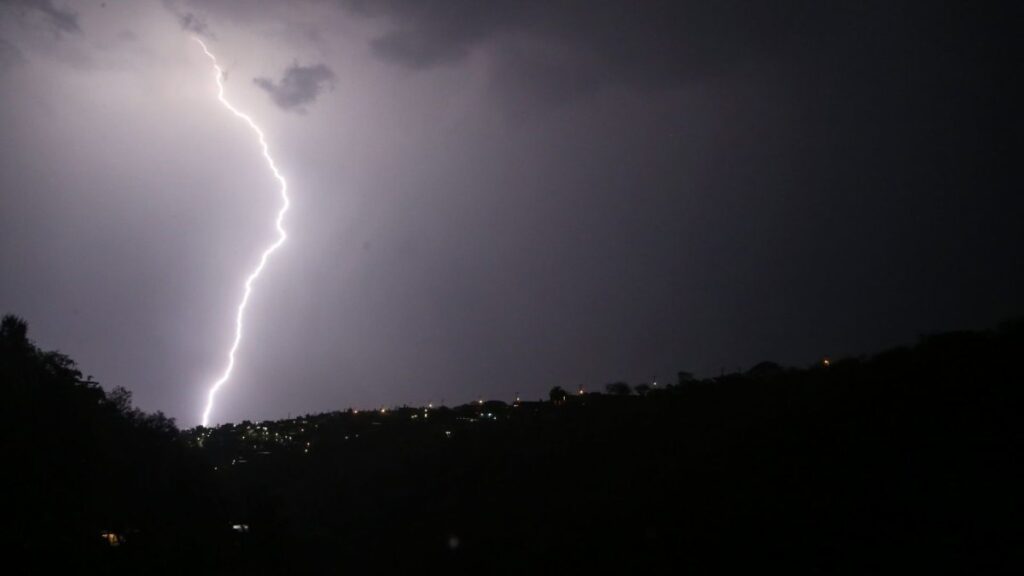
[1,313,219,566]
[1,314,29,345]
[676,371,695,387]
[549,386,568,404]
[605,382,632,396]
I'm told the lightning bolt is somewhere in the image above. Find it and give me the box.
[193,37,290,427]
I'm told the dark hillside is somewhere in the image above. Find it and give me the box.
[2,315,1020,574]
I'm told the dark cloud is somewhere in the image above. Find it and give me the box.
[0,37,25,69]
[13,0,80,34]
[354,0,516,69]
[177,11,213,38]
[339,1,832,97]
[253,62,335,112]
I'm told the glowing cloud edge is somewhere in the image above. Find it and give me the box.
[194,37,290,427]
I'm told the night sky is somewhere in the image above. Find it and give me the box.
[0,1,1019,426]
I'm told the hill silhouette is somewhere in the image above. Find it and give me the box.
[2,313,1019,574]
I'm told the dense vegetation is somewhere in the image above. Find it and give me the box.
[2,314,1019,573]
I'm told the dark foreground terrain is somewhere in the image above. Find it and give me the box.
[2,314,1019,574]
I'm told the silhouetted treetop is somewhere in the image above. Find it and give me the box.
[1,314,29,345]
[605,382,632,396]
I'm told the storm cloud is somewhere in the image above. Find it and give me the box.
[7,0,80,35]
[340,1,834,98]
[254,62,335,112]
[1,1,1019,426]
[176,11,212,38]
[0,37,24,69]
